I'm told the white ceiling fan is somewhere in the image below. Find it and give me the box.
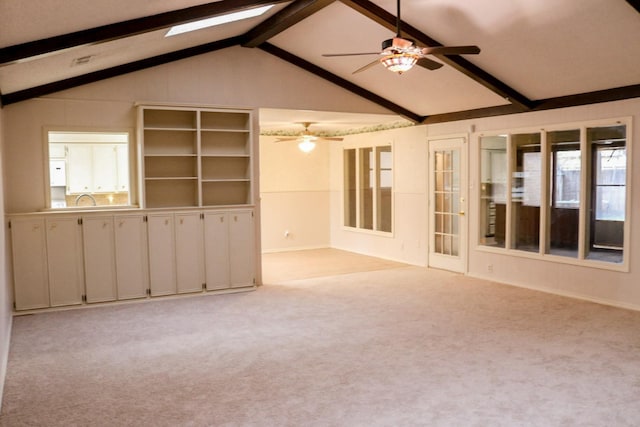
[275,122,344,153]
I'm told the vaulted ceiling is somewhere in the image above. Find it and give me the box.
[1,0,640,126]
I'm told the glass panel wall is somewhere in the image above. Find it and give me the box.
[479,136,507,248]
[434,149,459,256]
[548,129,580,257]
[586,125,626,263]
[512,133,541,252]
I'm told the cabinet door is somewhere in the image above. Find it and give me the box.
[93,144,118,192]
[116,144,130,192]
[46,217,84,307]
[11,218,50,310]
[203,212,230,290]
[83,217,117,303]
[147,214,176,296]
[67,144,93,194]
[114,215,148,300]
[175,212,204,294]
[229,211,255,288]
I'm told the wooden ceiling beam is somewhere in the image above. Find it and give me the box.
[0,0,286,66]
[258,42,424,123]
[626,0,640,14]
[243,0,336,48]
[339,0,534,111]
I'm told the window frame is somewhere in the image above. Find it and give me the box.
[43,127,137,211]
[476,117,632,272]
[342,141,394,235]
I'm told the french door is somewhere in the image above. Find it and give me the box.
[428,137,468,273]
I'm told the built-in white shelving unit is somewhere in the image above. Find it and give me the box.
[138,105,254,209]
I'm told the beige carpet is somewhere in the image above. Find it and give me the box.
[2,258,640,426]
[261,248,408,283]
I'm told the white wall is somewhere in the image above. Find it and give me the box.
[1,46,390,214]
[329,98,640,310]
[0,105,13,407]
[330,125,429,266]
[260,135,330,252]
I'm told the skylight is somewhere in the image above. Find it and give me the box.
[165,4,274,37]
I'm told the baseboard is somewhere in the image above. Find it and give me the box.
[467,272,640,312]
[261,245,330,254]
[0,314,13,410]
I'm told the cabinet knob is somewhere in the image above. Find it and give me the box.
[234,216,237,222]
[180,218,184,225]
[165,219,169,225]
[220,217,224,223]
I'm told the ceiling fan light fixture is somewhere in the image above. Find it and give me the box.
[298,137,316,153]
[381,53,418,74]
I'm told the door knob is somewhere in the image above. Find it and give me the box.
[459,211,465,216]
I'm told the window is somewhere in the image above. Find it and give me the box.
[47,131,131,208]
[344,144,393,232]
[479,120,629,267]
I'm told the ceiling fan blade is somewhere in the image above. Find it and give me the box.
[318,137,344,141]
[416,58,443,70]
[322,52,380,57]
[352,59,381,74]
[275,137,297,142]
[422,45,481,56]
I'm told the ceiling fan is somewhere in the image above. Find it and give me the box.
[322,0,480,75]
[275,122,344,153]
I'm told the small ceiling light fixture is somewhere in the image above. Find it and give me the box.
[297,136,317,153]
[166,4,274,37]
[380,53,419,74]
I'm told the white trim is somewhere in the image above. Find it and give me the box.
[467,271,640,313]
[0,315,12,410]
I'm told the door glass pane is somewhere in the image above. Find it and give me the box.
[587,125,625,263]
[479,136,507,248]
[512,133,541,253]
[433,149,460,256]
[344,149,357,227]
[548,130,580,257]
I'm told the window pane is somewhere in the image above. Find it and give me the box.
[359,148,374,230]
[479,136,507,248]
[48,131,130,208]
[549,129,580,258]
[587,125,625,263]
[512,133,541,252]
[344,149,357,227]
[376,146,392,232]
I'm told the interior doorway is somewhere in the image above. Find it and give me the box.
[427,137,468,273]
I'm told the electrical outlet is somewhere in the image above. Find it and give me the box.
[487,264,493,273]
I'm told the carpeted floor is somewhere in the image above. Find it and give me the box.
[2,251,640,426]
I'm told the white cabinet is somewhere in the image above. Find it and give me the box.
[45,217,84,307]
[175,212,205,294]
[10,218,50,310]
[203,212,230,290]
[67,144,93,194]
[147,212,205,296]
[92,145,118,192]
[9,206,257,312]
[11,216,84,310]
[147,214,177,296]
[66,143,127,194]
[82,216,117,303]
[114,215,148,300]
[204,210,254,290]
[229,211,255,288]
